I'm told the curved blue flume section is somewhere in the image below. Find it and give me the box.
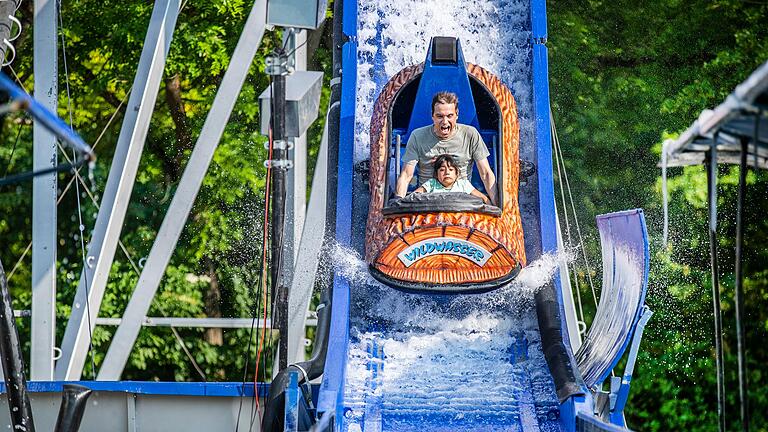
[318,0,588,431]
[576,209,650,388]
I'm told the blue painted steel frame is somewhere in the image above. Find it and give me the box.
[531,0,548,40]
[317,4,358,425]
[0,381,268,397]
[284,370,300,431]
[610,305,653,426]
[530,1,587,430]
[0,72,92,157]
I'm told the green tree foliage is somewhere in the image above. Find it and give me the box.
[549,0,768,429]
[0,0,330,382]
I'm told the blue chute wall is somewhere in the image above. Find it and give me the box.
[316,0,357,419]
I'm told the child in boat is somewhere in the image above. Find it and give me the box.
[414,154,490,204]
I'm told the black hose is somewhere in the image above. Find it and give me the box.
[734,137,750,431]
[0,258,35,432]
[535,280,585,403]
[53,384,92,432]
[706,147,726,432]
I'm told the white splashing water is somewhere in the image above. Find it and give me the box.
[354,0,534,162]
[341,1,561,428]
[333,245,569,431]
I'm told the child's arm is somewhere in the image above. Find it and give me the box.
[471,189,490,204]
[413,179,433,194]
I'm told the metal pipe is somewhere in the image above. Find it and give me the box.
[268,50,290,372]
[734,136,750,432]
[53,384,92,432]
[0,258,35,432]
[395,134,401,177]
[706,144,726,432]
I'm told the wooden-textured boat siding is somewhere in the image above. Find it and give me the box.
[365,63,526,286]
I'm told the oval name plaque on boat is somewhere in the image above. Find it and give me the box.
[397,237,492,268]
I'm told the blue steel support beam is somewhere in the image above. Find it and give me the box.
[610,306,653,426]
[0,74,92,158]
[530,0,548,41]
[317,39,356,423]
[284,370,300,432]
[532,22,585,430]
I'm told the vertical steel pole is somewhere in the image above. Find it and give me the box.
[706,140,726,432]
[287,119,327,365]
[284,30,308,271]
[0,259,35,432]
[268,51,290,372]
[734,137,750,432]
[32,0,58,381]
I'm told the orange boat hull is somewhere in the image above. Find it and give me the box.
[366,63,526,291]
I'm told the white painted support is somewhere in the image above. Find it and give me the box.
[284,30,308,267]
[31,0,58,381]
[55,0,181,381]
[97,0,268,380]
[287,115,327,364]
[557,211,582,352]
[126,393,137,432]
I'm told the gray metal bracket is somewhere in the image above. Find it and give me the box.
[287,110,327,364]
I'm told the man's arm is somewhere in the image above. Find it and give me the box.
[470,188,490,204]
[395,162,416,198]
[475,158,497,205]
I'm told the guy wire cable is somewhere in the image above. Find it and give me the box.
[58,0,97,379]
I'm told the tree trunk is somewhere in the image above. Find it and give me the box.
[164,73,192,155]
[203,256,223,346]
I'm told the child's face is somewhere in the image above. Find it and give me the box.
[436,163,458,187]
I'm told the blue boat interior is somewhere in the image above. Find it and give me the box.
[385,38,502,200]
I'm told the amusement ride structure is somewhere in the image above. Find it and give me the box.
[0,0,671,431]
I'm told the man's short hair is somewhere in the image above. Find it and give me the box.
[431,92,459,113]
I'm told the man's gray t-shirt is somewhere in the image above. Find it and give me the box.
[403,124,489,185]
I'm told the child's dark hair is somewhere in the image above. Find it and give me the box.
[432,154,459,178]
